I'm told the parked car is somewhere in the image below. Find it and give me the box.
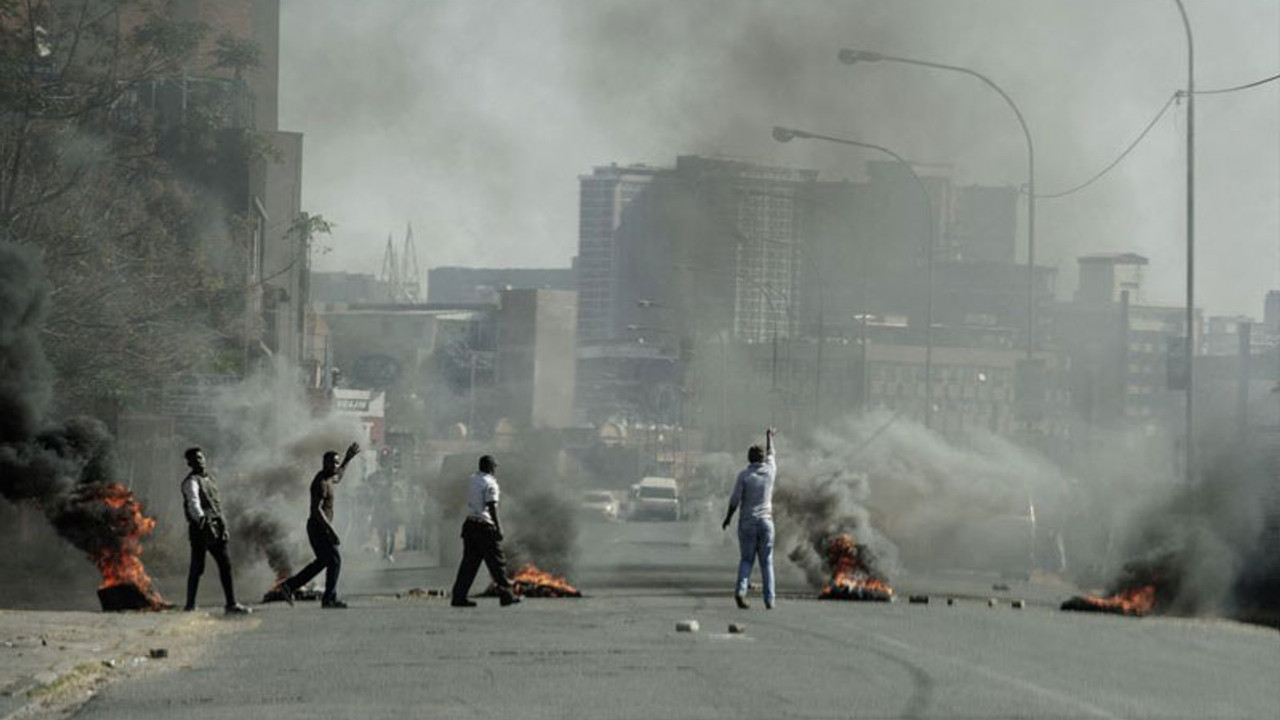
[580,490,619,521]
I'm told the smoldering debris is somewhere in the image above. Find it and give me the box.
[1076,437,1280,622]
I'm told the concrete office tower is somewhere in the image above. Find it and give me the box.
[1075,253,1148,304]
[499,290,578,429]
[576,164,661,345]
[573,156,814,426]
[670,155,816,344]
[1264,291,1280,335]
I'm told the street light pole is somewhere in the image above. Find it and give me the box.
[1173,0,1195,484]
[773,126,937,428]
[838,49,1037,367]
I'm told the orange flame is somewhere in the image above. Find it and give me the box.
[94,484,164,606]
[509,564,581,598]
[818,534,894,601]
[1063,585,1157,617]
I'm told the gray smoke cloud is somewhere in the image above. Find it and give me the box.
[204,365,365,581]
[1097,436,1280,620]
[764,410,1078,587]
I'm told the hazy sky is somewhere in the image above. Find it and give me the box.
[279,0,1278,317]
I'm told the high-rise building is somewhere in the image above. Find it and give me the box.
[574,156,815,425]
[1264,291,1280,335]
[576,164,660,345]
[1075,253,1148,304]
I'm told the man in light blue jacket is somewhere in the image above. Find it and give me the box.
[722,428,777,609]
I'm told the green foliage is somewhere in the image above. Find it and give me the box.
[130,13,208,66]
[288,212,336,244]
[0,1,275,412]
[210,33,261,78]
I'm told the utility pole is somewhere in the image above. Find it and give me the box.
[1173,0,1197,484]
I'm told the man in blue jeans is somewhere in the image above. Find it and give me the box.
[722,428,777,609]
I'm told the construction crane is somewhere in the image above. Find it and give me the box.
[379,223,423,302]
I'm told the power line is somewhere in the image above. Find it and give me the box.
[1194,72,1280,95]
[1035,92,1179,199]
[1032,70,1278,200]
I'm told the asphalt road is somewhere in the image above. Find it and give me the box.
[67,520,1279,719]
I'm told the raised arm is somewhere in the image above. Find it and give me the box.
[334,442,361,483]
[765,428,777,469]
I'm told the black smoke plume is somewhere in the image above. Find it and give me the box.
[0,242,161,596]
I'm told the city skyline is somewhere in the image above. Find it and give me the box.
[281,0,1278,317]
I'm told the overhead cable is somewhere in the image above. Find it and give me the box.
[1193,72,1280,95]
[1035,92,1179,199]
[1033,70,1277,200]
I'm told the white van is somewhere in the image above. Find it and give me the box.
[631,477,680,521]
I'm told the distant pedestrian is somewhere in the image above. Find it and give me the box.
[369,466,398,563]
[449,455,520,607]
[279,443,361,609]
[722,428,777,609]
[180,448,251,615]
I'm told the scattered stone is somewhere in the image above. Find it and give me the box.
[676,620,699,633]
[727,623,746,634]
[992,583,1011,591]
[908,595,929,604]
[987,598,998,608]
[101,659,117,669]
[149,648,168,659]
[946,598,955,606]
[398,588,449,599]
[1011,600,1026,610]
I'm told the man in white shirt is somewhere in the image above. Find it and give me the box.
[180,448,250,614]
[450,455,520,607]
[722,428,777,609]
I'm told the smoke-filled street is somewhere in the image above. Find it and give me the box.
[20,519,1268,720]
[3,1,1279,718]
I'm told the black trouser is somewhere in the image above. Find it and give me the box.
[451,519,514,601]
[284,518,341,602]
[186,522,236,609]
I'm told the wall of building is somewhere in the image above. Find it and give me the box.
[428,267,575,305]
[499,290,577,429]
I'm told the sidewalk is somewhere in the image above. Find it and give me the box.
[0,609,253,720]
